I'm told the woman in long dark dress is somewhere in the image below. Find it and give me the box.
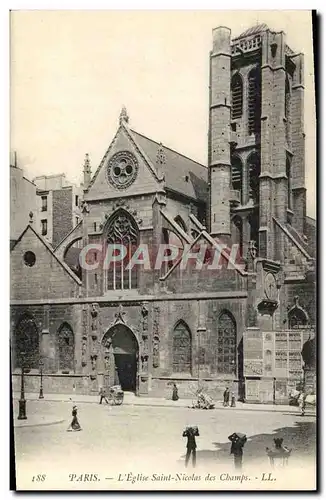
[67,405,82,432]
[172,383,179,401]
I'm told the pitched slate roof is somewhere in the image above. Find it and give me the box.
[233,23,270,40]
[129,129,208,202]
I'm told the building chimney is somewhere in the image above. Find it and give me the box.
[10,151,17,168]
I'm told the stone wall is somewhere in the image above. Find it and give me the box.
[10,227,80,301]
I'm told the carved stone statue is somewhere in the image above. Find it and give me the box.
[81,338,87,367]
[153,337,160,368]
[141,356,148,372]
[91,303,99,331]
[152,305,160,368]
[104,355,110,371]
[141,303,149,332]
[90,353,97,371]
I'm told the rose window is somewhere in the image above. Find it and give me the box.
[107,151,138,189]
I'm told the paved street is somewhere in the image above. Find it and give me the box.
[13,399,316,490]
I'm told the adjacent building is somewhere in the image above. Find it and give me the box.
[10,152,37,248]
[33,174,83,247]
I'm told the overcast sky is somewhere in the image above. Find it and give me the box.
[10,10,316,217]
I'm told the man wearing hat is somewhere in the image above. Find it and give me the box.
[228,432,247,469]
[183,426,199,467]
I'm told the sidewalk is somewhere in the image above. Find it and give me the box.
[14,413,65,428]
[13,392,315,415]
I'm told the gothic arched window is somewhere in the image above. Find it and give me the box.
[231,156,243,201]
[174,215,187,233]
[285,76,291,144]
[248,68,261,135]
[172,321,192,374]
[13,314,39,370]
[106,209,139,290]
[58,323,74,372]
[286,155,292,210]
[288,308,308,329]
[217,311,236,374]
[232,216,243,256]
[285,76,291,119]
[248,152,261,204]
[231,73,243,119]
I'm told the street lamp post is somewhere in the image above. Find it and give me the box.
[17,352,27,420]
[39,359,44,399]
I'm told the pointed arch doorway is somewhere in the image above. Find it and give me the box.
[102,324,139,392]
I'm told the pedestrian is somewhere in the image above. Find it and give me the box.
[172,382,179,401]
[228,432,246,470]
[300,392,307,416]
[223,386,230,407]
[230,392,236,407]
[183,426,199,468]
[67,405,82,432]
[99,386,109,404]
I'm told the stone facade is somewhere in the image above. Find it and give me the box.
[10,23,316,402]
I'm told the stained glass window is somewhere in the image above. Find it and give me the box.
[217,311,236,374]
[172,321,191,374]
[14,315,39,369]
[58,323,74,372]
[248,68,261,135]
[106,209,139,290]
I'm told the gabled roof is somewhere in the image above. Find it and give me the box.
[84,116,208,202]
[85,123,161,195]
[129,129,208,202]
[11,224,82,285]
[233,23,270,40]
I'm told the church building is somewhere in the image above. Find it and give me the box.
[10,23,316,403]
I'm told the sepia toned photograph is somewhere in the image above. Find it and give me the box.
[10,9,317,491]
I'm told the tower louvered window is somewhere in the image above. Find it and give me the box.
[286,156,292,210]
[231,156,242,199]
[285,76,291,144]
[248,152,260,203]
[231,74,243,119]
[248,68,261,135]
